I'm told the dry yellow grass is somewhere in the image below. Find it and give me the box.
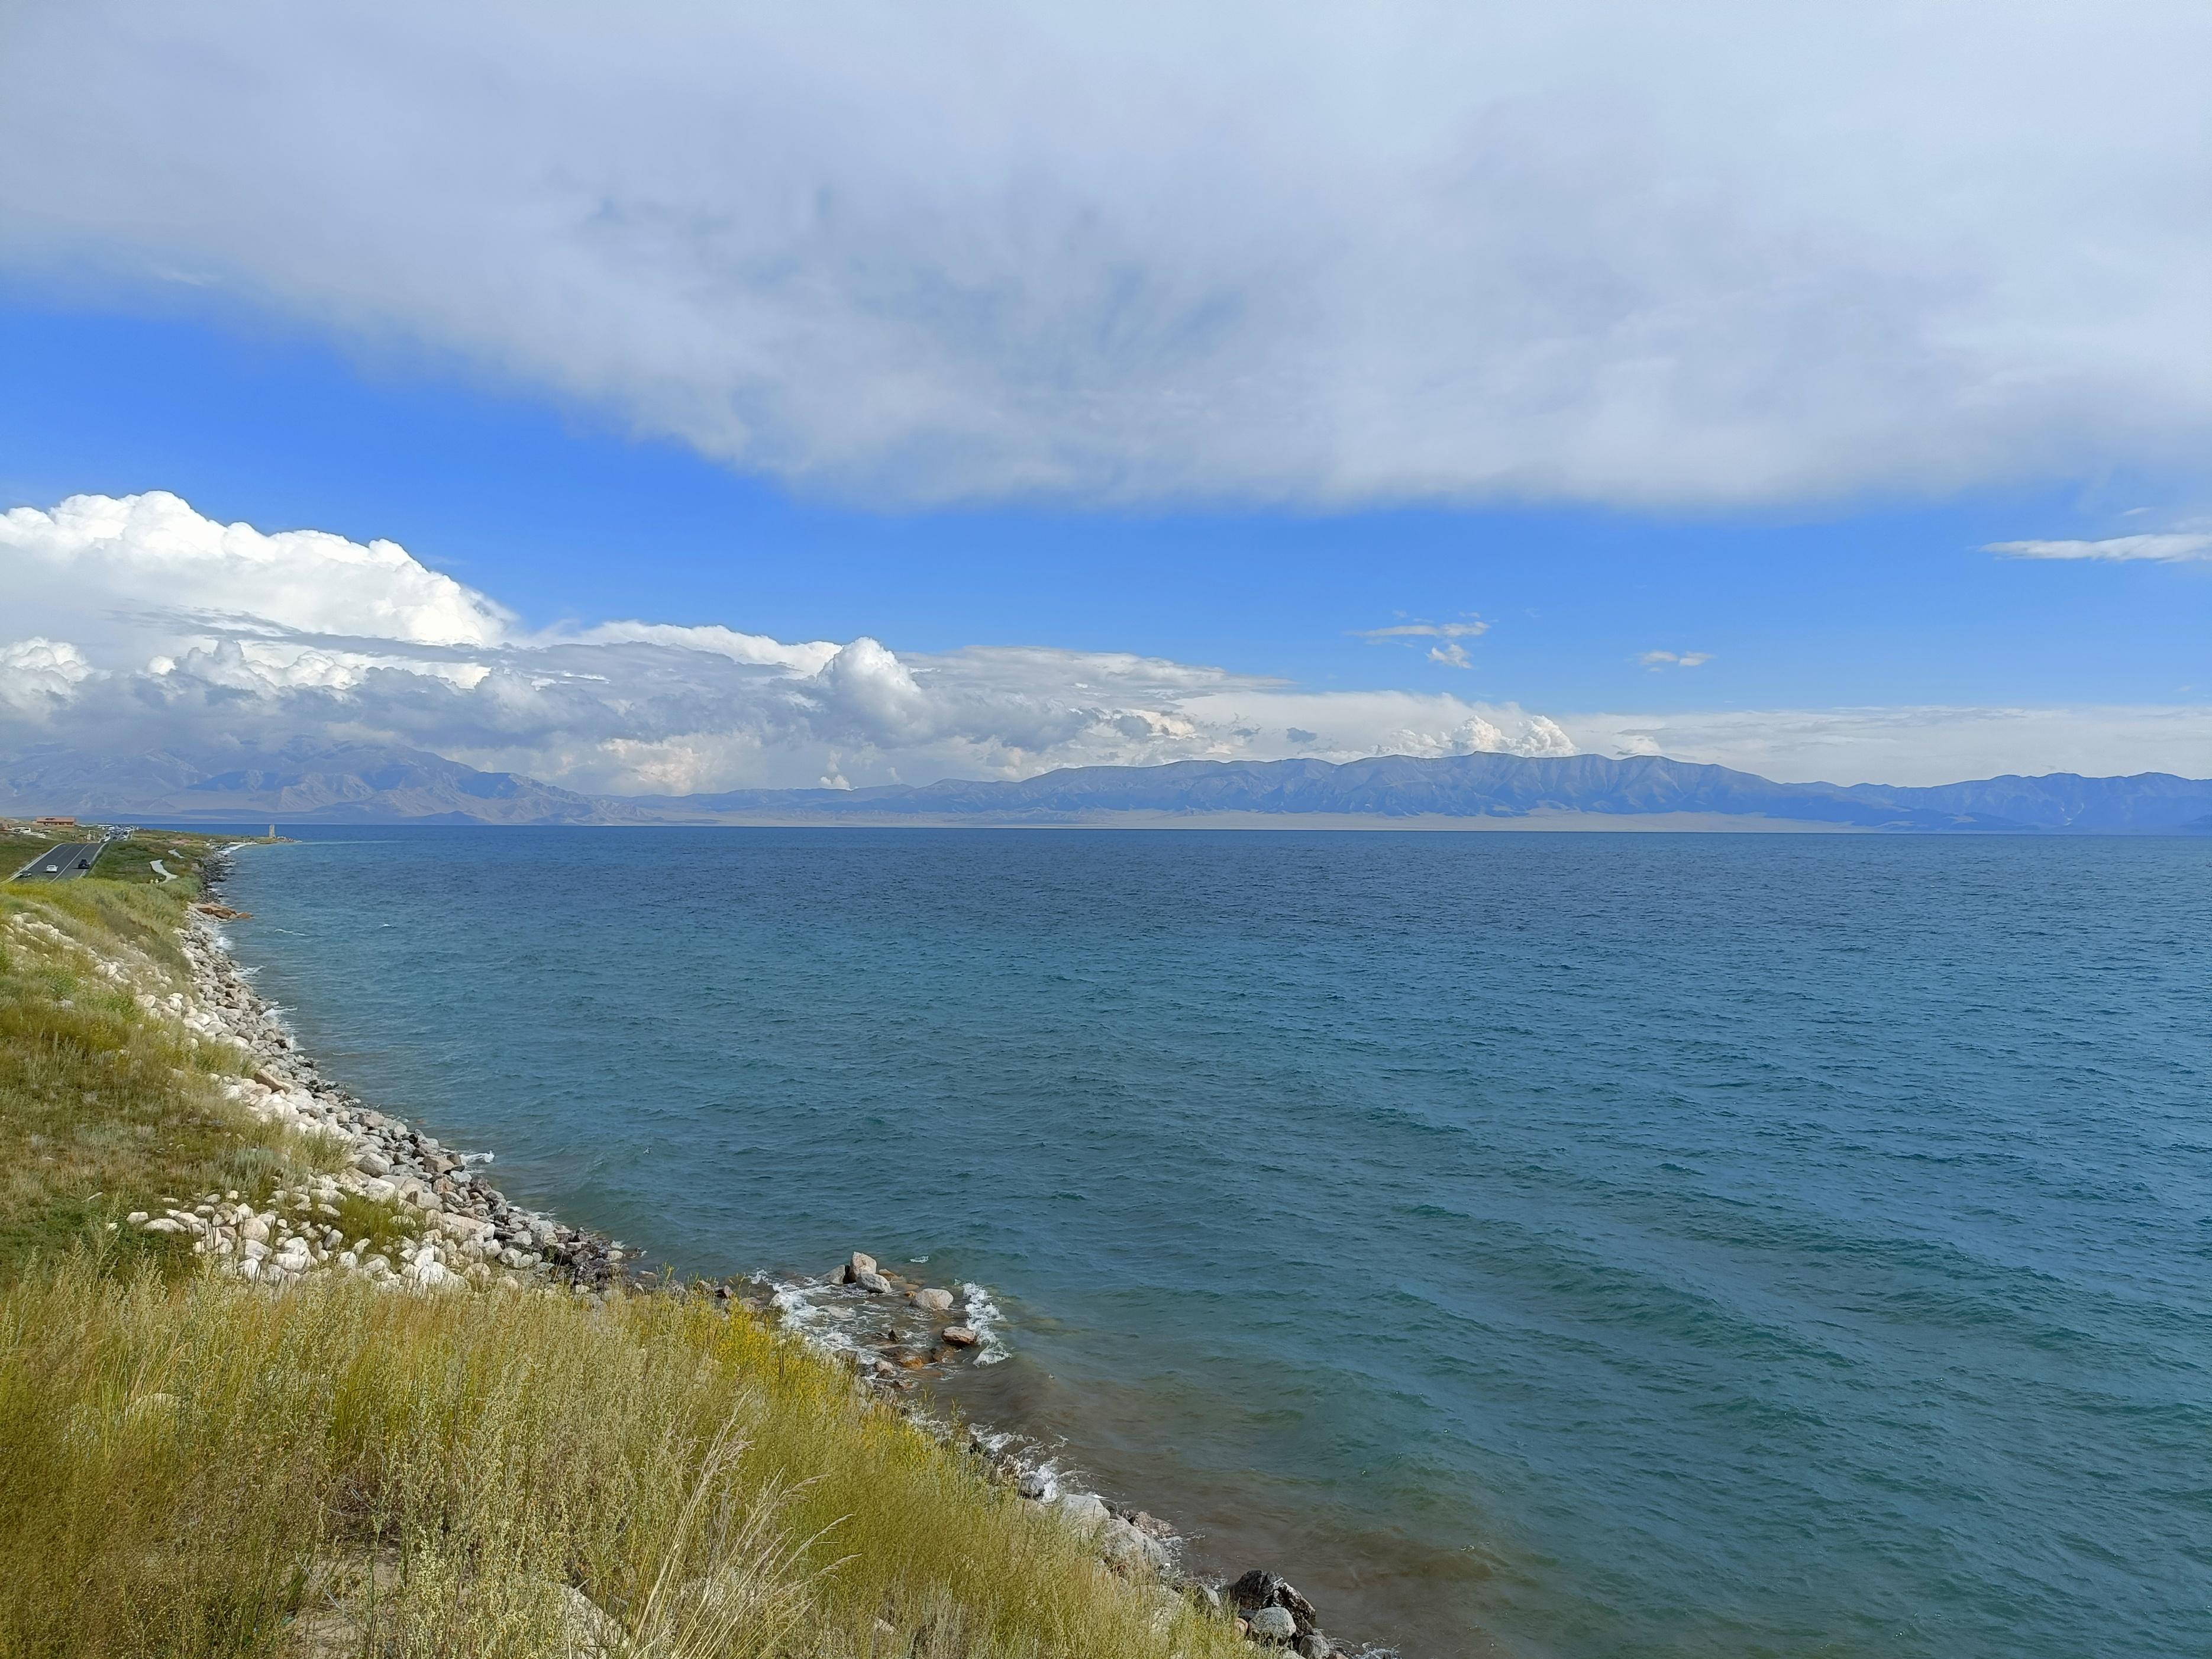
[0,851,1241,1659]
[0,1263,1240,1658]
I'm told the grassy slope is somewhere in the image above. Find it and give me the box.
[0,834,1236,1659]
[0,831,290,1272]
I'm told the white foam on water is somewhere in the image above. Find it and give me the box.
[960,1282,1009,1364]
[764,1274,875,1363]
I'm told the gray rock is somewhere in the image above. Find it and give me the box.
[942,1325,980,1347]
[1228,1571,1317,1625]
[352,1149,390,1177]
[1016,1470,1052,1500]
[849,1251,878,1276]
[1247,1606,1297,1643]
[1098,1515,1168,1574]
[1295,1635,1333,1658]
[1055,1492,1110,1535]
[557,1585,625,1659]
[854,1270,892,1294]
[438,1213,495,1245]
[912,1287,954,1311]
[403,1256,457,1291]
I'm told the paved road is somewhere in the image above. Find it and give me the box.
[11,841,105,882]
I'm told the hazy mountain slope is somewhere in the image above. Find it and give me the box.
[1836,771,2212,831]
[0,743,610,824]
[643,754,2066,829]
[8,743,2210,830]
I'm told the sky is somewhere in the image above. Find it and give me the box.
[2,0,2208,791]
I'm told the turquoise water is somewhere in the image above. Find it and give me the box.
[221,829,2211,1657]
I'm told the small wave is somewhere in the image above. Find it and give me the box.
[961,1282,1009,1365]
[763,1275,870,1363]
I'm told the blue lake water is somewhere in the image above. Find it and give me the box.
[218,828,2211,1657]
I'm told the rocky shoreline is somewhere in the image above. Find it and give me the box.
[133,848,1380,1658]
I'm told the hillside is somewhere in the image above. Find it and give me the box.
[10,743,2208,832]
[0,834,1255,1658]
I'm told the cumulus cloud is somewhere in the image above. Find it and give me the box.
[1638,650,1713,669]
[1984,534,2212,563]
[0,492,1578,792]
[0,638,96,716]
[0,492,511,655]
[2,2,2208,508]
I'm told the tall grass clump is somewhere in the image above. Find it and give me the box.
[1,847,1241,1657]
[0,874,314,1274]
[0,1263,1238,1658]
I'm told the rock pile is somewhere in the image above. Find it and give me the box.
[130,867,626,1296]
[1222,1570,1346,1654]
[811,1251,994,1382]
[156,859,1383,1654]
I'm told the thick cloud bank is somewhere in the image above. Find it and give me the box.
[4,493,2204,789]
[4,2,2208,508]
[0,493,1575,792]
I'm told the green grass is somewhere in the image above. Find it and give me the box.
[0,868,299,1274]
[88,828,235,889]
[0,854,1236,1658]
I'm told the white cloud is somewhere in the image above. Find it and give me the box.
[1638,650,1713,669]
[0,492,1579,790]
[7,492,2204,791]
[0,492,511,653]
[1984,534,2212,563]
[2,3,2208,508]
[1360,617,1488,669]
[0,638,96,717]
[570,621,839,674]
[1355,621,1491,641]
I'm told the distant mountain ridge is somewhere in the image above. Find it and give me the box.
[5,743,2209,832]
[640,753,2212,832]
[0,743,607,825]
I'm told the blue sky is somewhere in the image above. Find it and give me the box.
[2,2,2208,789]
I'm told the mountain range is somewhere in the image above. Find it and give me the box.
[5,742,2210,833]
